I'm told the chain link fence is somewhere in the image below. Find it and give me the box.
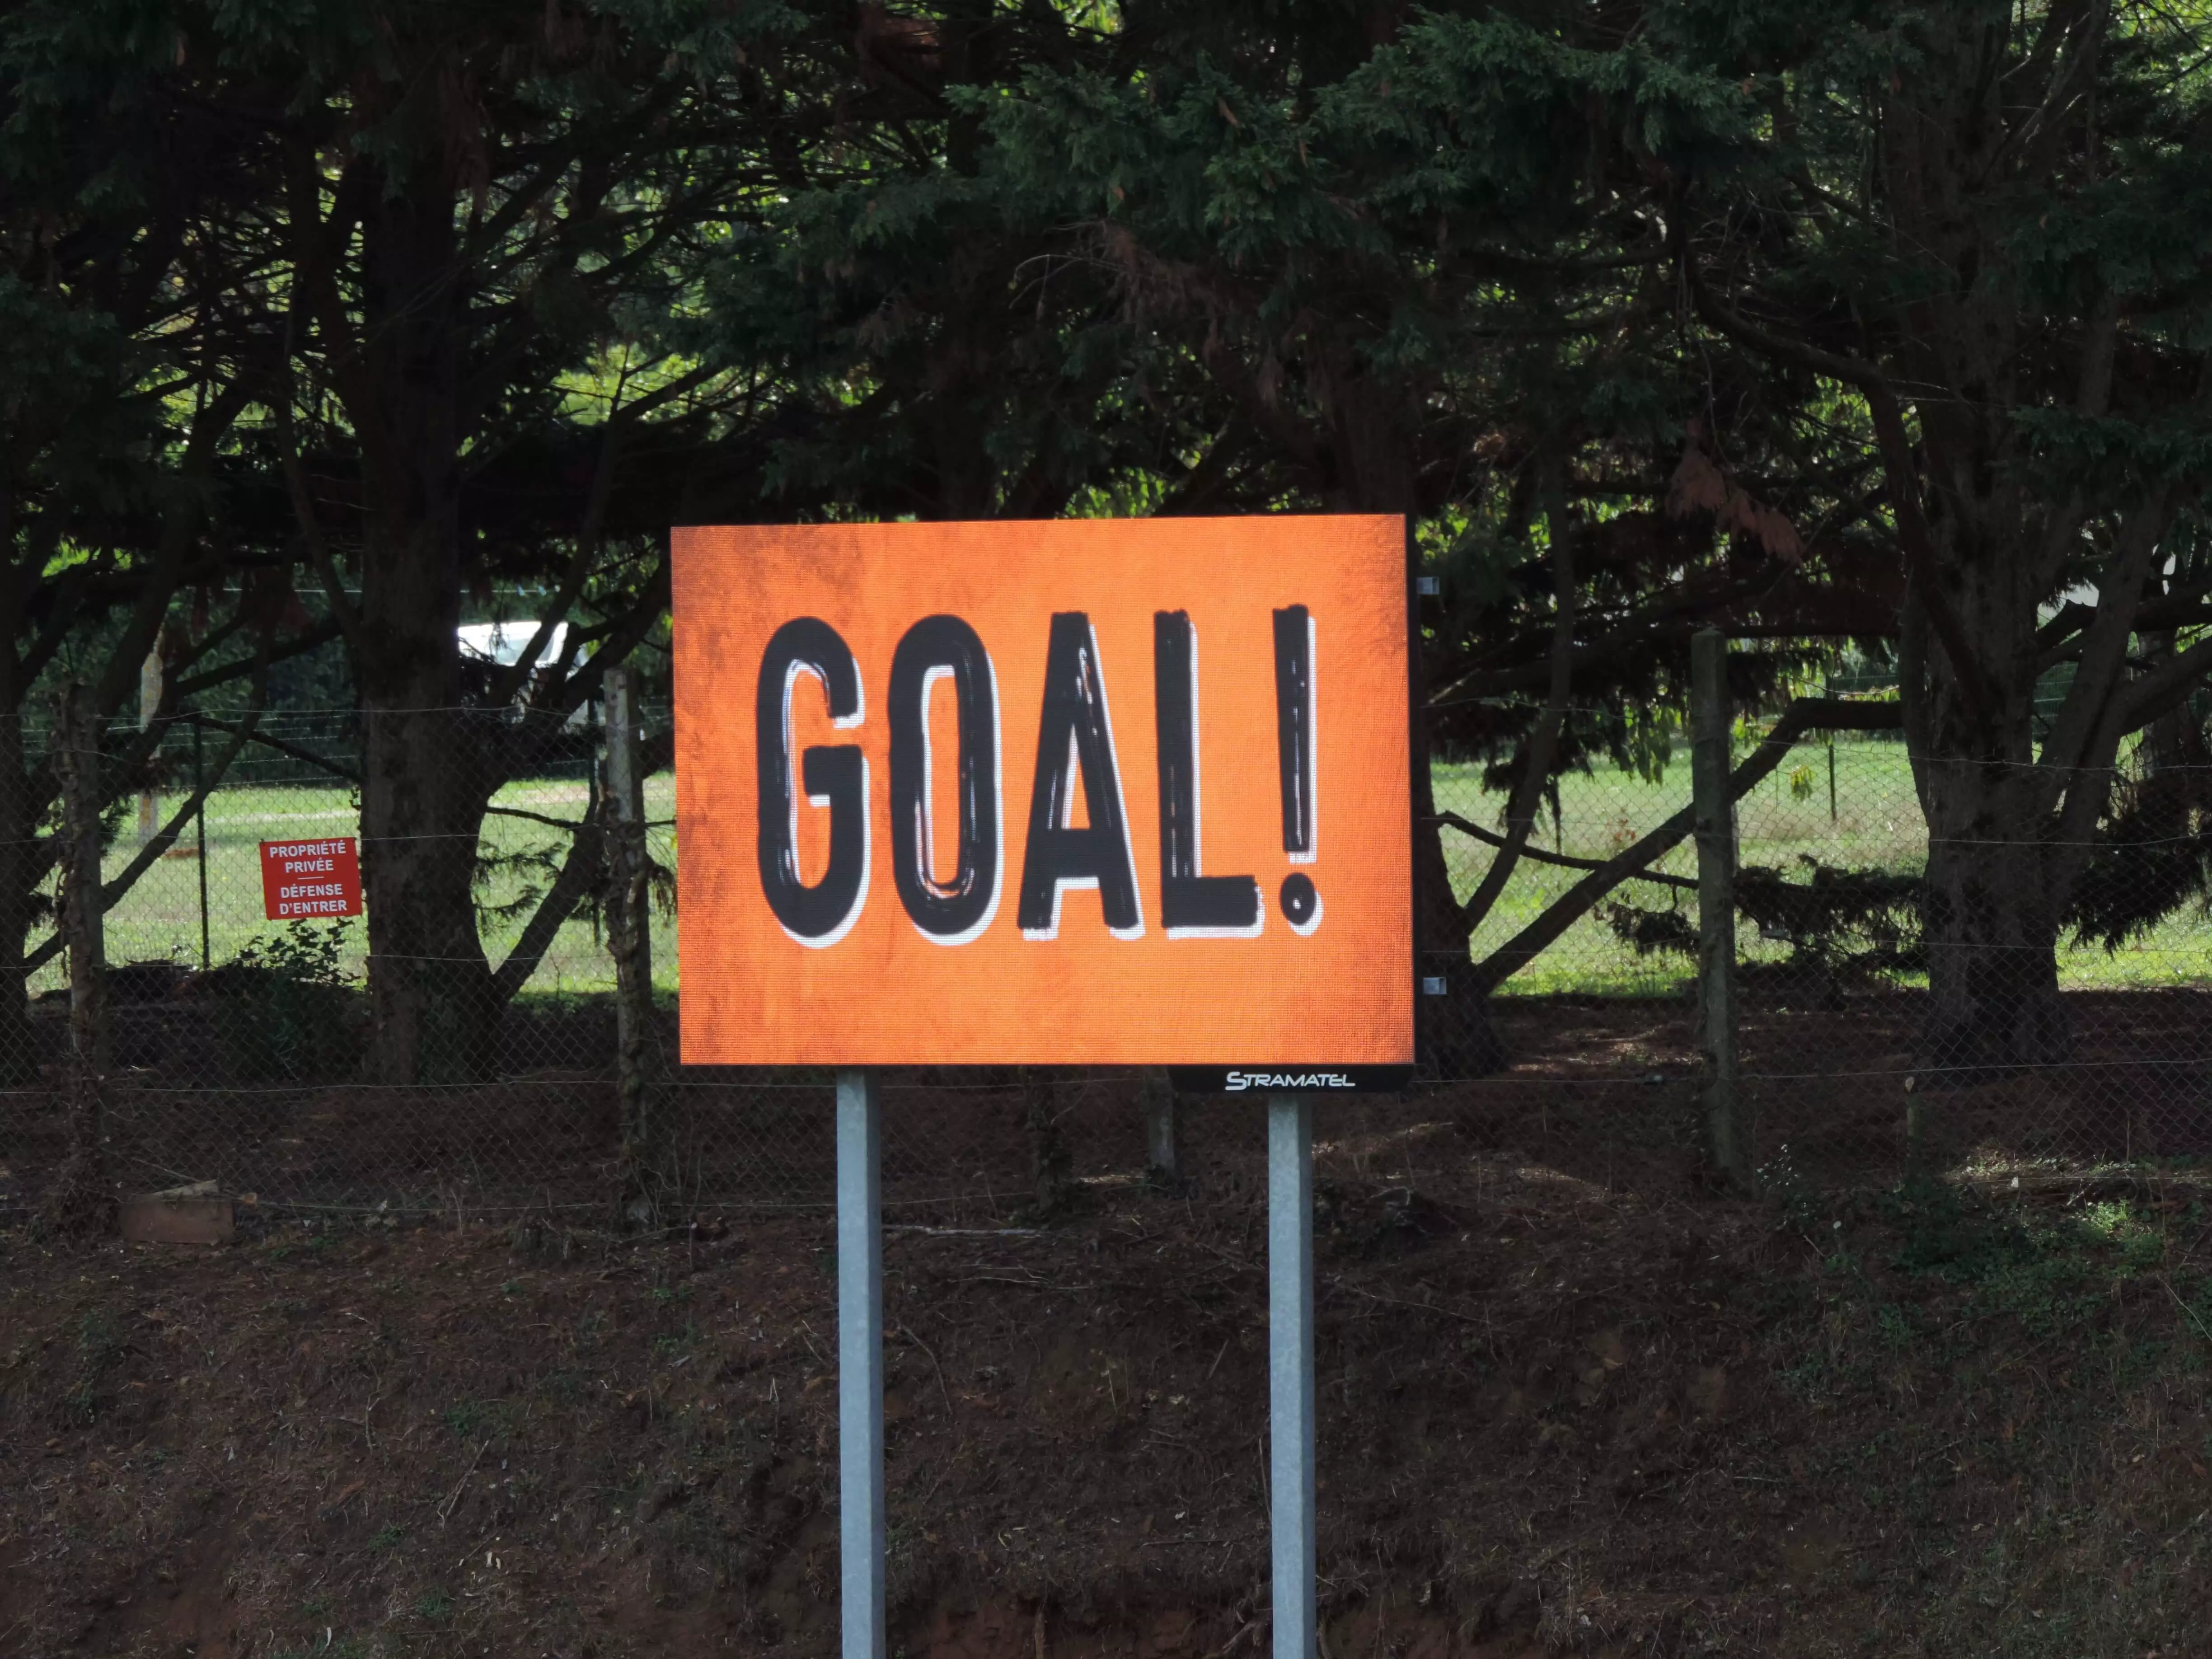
[1434,721,2212,1189]
[3,696,2208,1223]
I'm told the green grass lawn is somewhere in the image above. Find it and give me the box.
[1440,736,2212,996]
[61,740,2212,1002]
[69,773,680,1002]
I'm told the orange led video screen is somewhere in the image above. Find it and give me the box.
[671,516,1412,1067]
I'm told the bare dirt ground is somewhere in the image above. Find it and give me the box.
[6,1079,2212,1658]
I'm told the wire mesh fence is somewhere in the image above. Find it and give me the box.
[3,698,2210,1224]
[1433,724,2212,1188]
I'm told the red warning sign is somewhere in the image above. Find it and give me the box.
[260,837,363,920]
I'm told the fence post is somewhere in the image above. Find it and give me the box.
[1904,1076,1927,1176]
[59,685,108,1077]
[135,642,161,843]
[1142,1067,1181,1183]
[44,684,112,1233]
[1024,1066,1071,1216]
[192,712,210,970]
[1691,631,1745,1181]
[601,665,655,1208]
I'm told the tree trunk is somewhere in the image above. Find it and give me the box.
[1895,512,2087,1069]
[0,672,39,1084]
[353,162,498,1084]
[1428,464,1578,1081]
[1891,428,2082,1073]
[42,684,111,1235]
[1413,749,1508,1077]
[1913,756,2070,1074]
[1902,590,2077,1072]
[1876,14,2093,1076]
[1323,368,1507,1076]
[359,709,495,1084]
[57,684,107,1078]
[602,668,657,1204]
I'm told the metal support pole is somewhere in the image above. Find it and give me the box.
[1268,1094,1316,1659]
[837,1068,886,1659]
[1692,630,1744,1180]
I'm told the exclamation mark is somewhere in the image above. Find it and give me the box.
[1273,605,1322,935]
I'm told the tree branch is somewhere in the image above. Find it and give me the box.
[2039,487,2175,785]
[98,703,263,914]
[171,618,343,701]
[181,714,360,785]
[491,800,607,1008]
[1680,253,2001,732]
[24,701,266,974]
[90,380,256,721]
[2117,631,2212,733]
[1455,463,1576,931]
[277,329,368,662]
[1469,698,1904,993]
[1433,811,1696,891]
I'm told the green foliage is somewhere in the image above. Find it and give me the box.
[1878,1176,2040,1283]
[1605,857,1924,994]
[2068,706,2212,951]
[651,1319,701,1360]
[271,1641,370,1659]
[1655,0,2212,984]
[8,0,2212,1017]
[440,1398,517,1445]
[0,275,156,523]
[1757,1144,1823,1234]
[212,922,362,1083]
[1878,1177,2167,1339]
[1600,898,1697,960]
[76,1307,119,1352]
[412,1587,454,1623]
[55,1306,122,1426]
[1737,861,1924,980]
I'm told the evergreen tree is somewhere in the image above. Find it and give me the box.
[0,0,325,1073]
[1668,0,2212,1067]
[150,0,813,1079]
[959,3,1871,1064]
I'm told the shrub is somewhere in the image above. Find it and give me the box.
[211,921,364,1082]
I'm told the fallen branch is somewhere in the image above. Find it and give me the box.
[1328,1276,1488,1327]
[894,1321,955,1417]
[436,1438,491,1523]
